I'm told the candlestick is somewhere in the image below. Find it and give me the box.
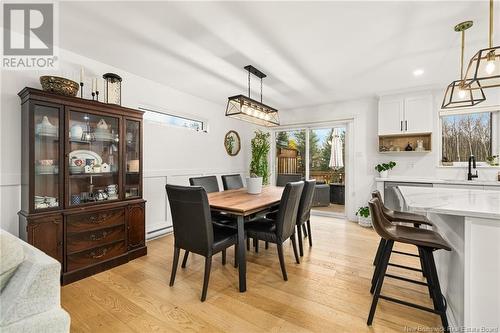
[91,91,95,101]
[96,90,99,102]
[80,82,84,98]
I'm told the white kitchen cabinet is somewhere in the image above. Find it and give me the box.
[404,95,433,134]
[378,94,433,135]
[378,99,404,135]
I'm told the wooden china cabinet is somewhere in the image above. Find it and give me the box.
[18,87,147,285]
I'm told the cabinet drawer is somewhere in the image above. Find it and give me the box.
[67,225,125,254]
[67,240,126,272]
[67,208,125,233]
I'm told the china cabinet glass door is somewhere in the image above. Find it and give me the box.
[67,110,120,206]
[124,119,141,198]
[33,104,61,211]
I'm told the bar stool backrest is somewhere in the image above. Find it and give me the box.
[371,190,393,216]
[369,197,395,241]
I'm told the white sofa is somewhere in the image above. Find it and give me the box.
[0,229,70,333]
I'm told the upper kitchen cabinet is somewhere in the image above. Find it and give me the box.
[378,94,433,135]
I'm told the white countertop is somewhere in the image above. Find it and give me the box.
[375,176,500,187]
[399,186,500,220]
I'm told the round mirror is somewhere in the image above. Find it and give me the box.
[224,130,241,156]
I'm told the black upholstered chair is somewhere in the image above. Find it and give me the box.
[189,175,236,230]
[166,184,238,302]
[221,174,244,190]
[295,180,316,256]
[245,181,304,281]
[265,180,316,255]
[276,173,303,187]
[189,176,220,193]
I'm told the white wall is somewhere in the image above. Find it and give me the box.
[0,49,256,237]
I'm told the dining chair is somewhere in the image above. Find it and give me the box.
[244,181,304,281]
[265,180,315,255]
[221,174,244,190]
[165,184,238,302]
[368,197,451,330]
[189,175,237,228]
[189,176,220,193]
[295,179,316,256]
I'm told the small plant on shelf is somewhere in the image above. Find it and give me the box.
[356,206,372,228]
[375,161,396,178]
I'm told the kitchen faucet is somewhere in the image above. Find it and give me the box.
[468,155,478,181]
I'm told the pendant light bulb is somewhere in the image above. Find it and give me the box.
[486,60,496,74]
[458,88,467,99]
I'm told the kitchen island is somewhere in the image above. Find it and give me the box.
[399,186,500,331]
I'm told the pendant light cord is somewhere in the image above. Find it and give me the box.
[489,0,493,48]
[260,78,263,103]
[461,30,465,80]
[248,69,251,98]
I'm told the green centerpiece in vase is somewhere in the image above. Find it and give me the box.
[247,130,270,194]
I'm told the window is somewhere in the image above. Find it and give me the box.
[440,111,499,166]
[141,107,206,132]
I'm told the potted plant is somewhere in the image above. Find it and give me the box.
[375,161,396,178]
[486,155,499,166]
[247,130,270,194]
[356,206,372,228]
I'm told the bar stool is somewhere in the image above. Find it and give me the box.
[368,197,451,331]
[371,190,433,266]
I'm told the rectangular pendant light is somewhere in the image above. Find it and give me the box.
[226,94,280,127]
[225,65,280,127]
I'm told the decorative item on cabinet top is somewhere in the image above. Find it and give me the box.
[224,130,241,156]
[103,73,122,105]
[40,76,79,97]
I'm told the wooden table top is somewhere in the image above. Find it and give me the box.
[207,186,284,216]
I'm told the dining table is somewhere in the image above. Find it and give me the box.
[207,185,284,292]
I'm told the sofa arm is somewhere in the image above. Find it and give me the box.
[2,308,70,333]
[0,243,62,327]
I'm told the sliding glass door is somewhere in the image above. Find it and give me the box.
[274,125,346,216]
[308,127,345,215]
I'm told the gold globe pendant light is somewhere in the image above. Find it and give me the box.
[225,65,280,127]
[464,0,500,90]
[442,21,486,109]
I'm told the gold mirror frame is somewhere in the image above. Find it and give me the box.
[224,130,241,156]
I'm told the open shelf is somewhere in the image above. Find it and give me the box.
[69,172,118,178]
[379,132,432,153]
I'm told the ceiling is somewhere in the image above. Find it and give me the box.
[60,1,498,110]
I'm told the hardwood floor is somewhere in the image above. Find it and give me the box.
[62,216,440,332]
